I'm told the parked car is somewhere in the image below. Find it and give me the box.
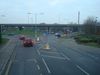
[23,38,35,47]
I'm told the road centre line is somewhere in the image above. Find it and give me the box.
[60,53,70,60]
[42,55,65,60]
[76,65,90,75]
[42,58,51,73]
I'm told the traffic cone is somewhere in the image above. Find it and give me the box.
[43,43,50,50]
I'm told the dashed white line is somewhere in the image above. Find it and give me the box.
[60,53,70,60]
[42,55,65,60]
[76,65,90,75]
[87,53,99,60]
[37,49,41,55]
[42,58,51,73]
[34,59,37,63]
[37,65,40,70]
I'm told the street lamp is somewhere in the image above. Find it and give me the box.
[34,13,44,38]
[34,13,44,24]
[27,12,32,24]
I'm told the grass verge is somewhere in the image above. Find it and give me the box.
[0,38,9,45]
[74,34,100,48]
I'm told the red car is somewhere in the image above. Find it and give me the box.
[19,35,25,40]
[23,38,34,47]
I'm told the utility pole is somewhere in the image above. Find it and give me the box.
[78,11,80,24]
[27,12,32,24]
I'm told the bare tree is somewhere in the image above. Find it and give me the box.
[83,16,97,35]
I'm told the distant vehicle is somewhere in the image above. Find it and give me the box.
[19,35,25,40]
[23,38,35,47]
[50,32,54,34]
[55,33,61,38]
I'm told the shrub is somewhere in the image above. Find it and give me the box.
[78,37,93,43]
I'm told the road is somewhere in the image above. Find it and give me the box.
[5,34,100,75]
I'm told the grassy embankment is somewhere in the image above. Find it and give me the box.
[74,34,100,48]
[3,28,41,36]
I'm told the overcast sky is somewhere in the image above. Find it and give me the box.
[0,0,100,24]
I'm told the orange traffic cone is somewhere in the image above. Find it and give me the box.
[43,43,50,50]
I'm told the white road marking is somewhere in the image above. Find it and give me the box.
[42,58,51,73]
[37,65,40,70]
[37,49,41,55]
[42,55,65,60]
[34,59,37,63]
[60,53,70,60]
[76,65,90,75]
[40,74,43,75]
[5,61,12,75]
[87,53,99,60]
[40,50,59,54]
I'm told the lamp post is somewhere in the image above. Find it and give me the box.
[34,13,44,38]
[27,12,32,24]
